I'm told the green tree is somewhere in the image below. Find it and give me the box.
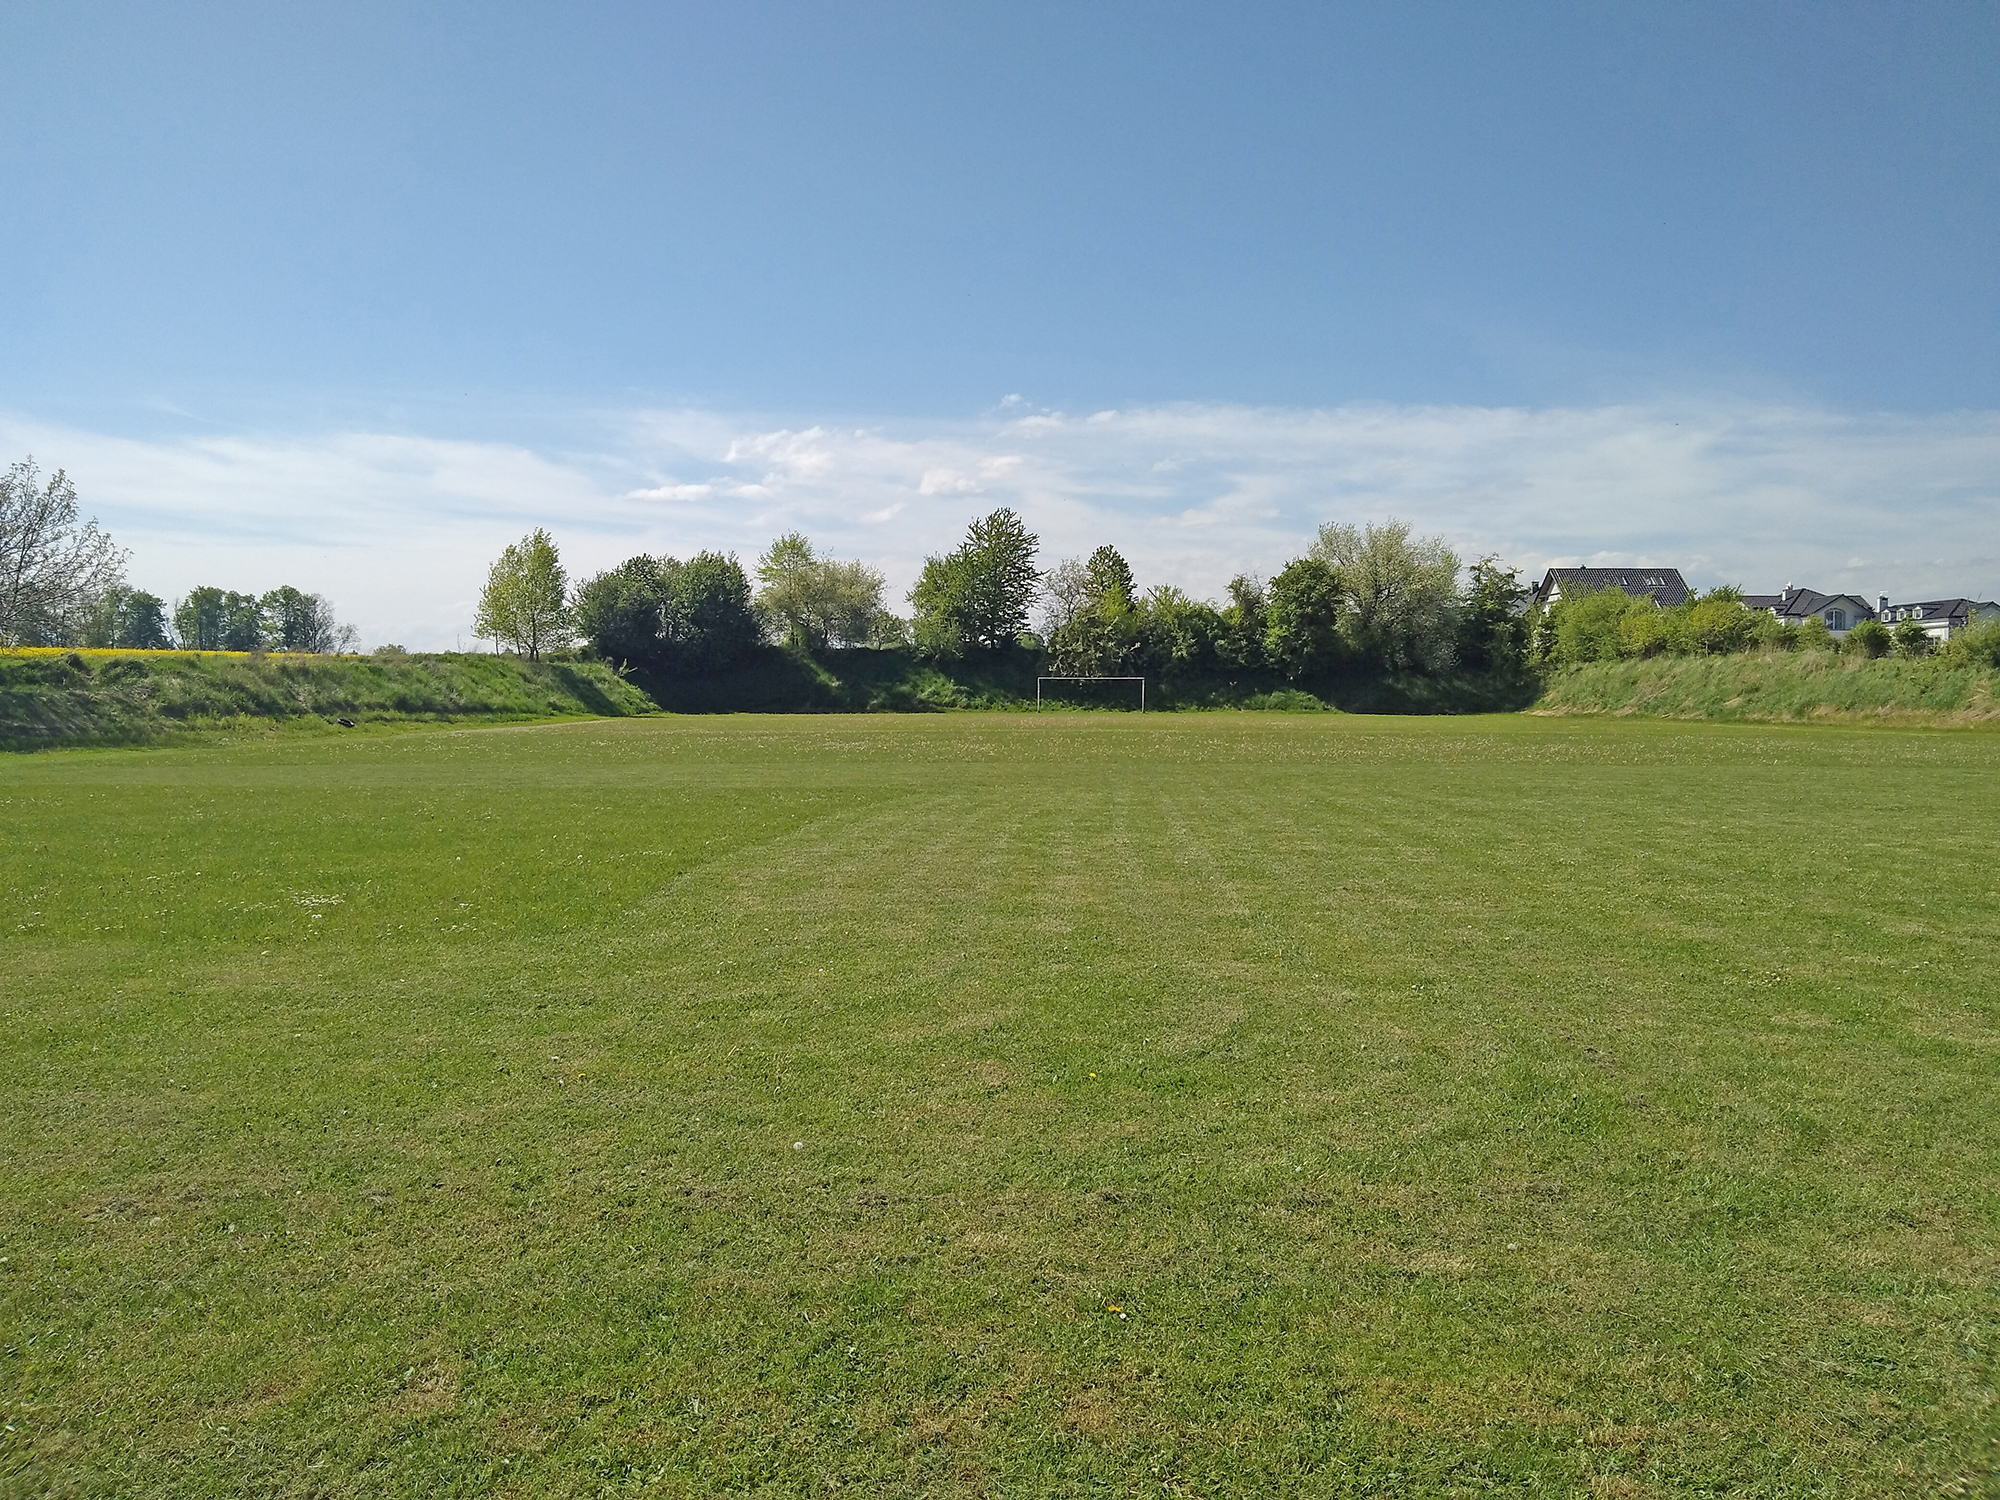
[1457,558,1528,673]
[1264,558,1343,679]
[80,586,172,649]
[475,528,572,660]
[1136,586,1224,676]
[1217,575,1268,670]
[1043,545,1141,674]
[218,591,265,651]
[1311,520,1461,673]
[910,508,1039,659]
[172,587,228,650]
[574,555,677,666]
[664,552,761,673]
[261,586,356,653]
[754,533,888,651]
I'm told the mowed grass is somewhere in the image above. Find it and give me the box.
[1,714,1995,1498]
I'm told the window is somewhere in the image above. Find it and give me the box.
[1828,609,1845,630]
[1913,606,1926,620]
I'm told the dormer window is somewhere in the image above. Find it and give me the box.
[1913,607,1925,620]
[1828,609,1845,629]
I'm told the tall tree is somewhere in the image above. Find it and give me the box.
[1457,557,1529,673]
[0,458,128,646]
[664,552,761,672]
[1264,558,1343,679]
[219,591,266,651]
[475,528,572,660]
[80,587,172,649]
[1044,544,1140,674]
[911,508,1039,659]
[1311,520,1461,674]
[574,555,678,666]
[573,551,761,674]
[754,533,888,651]
[1218,575,1268,669]
[261,587,357,653]
[172,587,230,650]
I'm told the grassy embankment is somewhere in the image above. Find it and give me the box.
[631,645,1532,716]
[0,649,657,749]
[1534,649,2000,725]
[3,713,1995,1496]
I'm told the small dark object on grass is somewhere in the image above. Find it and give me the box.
[335,717,356,728]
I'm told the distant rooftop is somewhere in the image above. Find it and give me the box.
[1531,567,1690,608]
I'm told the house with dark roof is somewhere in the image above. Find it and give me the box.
[1741,585,1876,638]
[1872,595,2000,643]
[1528,567,1691,611]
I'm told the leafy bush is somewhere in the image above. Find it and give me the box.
[1845,619,1893,658]
[1892,618,1934,658]
[1944,619,2000,668]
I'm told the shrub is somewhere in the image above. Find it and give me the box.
[1944,618,2000,668]
[1543,587,1644,666]
[1845,619,1893,658]
[1892,619,1934,658]
[1683,591,1758,654]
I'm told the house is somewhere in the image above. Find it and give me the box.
[1741,585,1876,638]
[1528,567,1691,611]
[1872,595,2000,643]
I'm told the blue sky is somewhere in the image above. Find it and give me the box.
[4,2,1997,645]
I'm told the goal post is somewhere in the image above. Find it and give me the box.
[1036,675,1146,711]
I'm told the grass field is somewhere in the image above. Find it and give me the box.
[2,714,1995,1497]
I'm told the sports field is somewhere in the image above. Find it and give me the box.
[3,714,1995,1497]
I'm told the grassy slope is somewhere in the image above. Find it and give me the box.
[0,651,657,748]
[1534,650,2000,725]
[2,715,1995,1497]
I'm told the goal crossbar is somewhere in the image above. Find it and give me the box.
[1036,675,1146,711]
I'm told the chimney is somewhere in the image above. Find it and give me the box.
[1878,593,1889,618]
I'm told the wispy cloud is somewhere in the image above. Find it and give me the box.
[4,400,1996,648]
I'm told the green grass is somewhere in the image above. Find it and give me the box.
[0,650,657,749]
[1534,650,2000,725]
[2,714,1996,1497]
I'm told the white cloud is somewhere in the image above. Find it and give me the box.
[4,399,1996,649]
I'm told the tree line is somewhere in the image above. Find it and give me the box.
[475,508,1533,682]
[483,507,2000,686]
[0,458,357,652]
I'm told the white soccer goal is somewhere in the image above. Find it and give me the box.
[1036,675,1146,710]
